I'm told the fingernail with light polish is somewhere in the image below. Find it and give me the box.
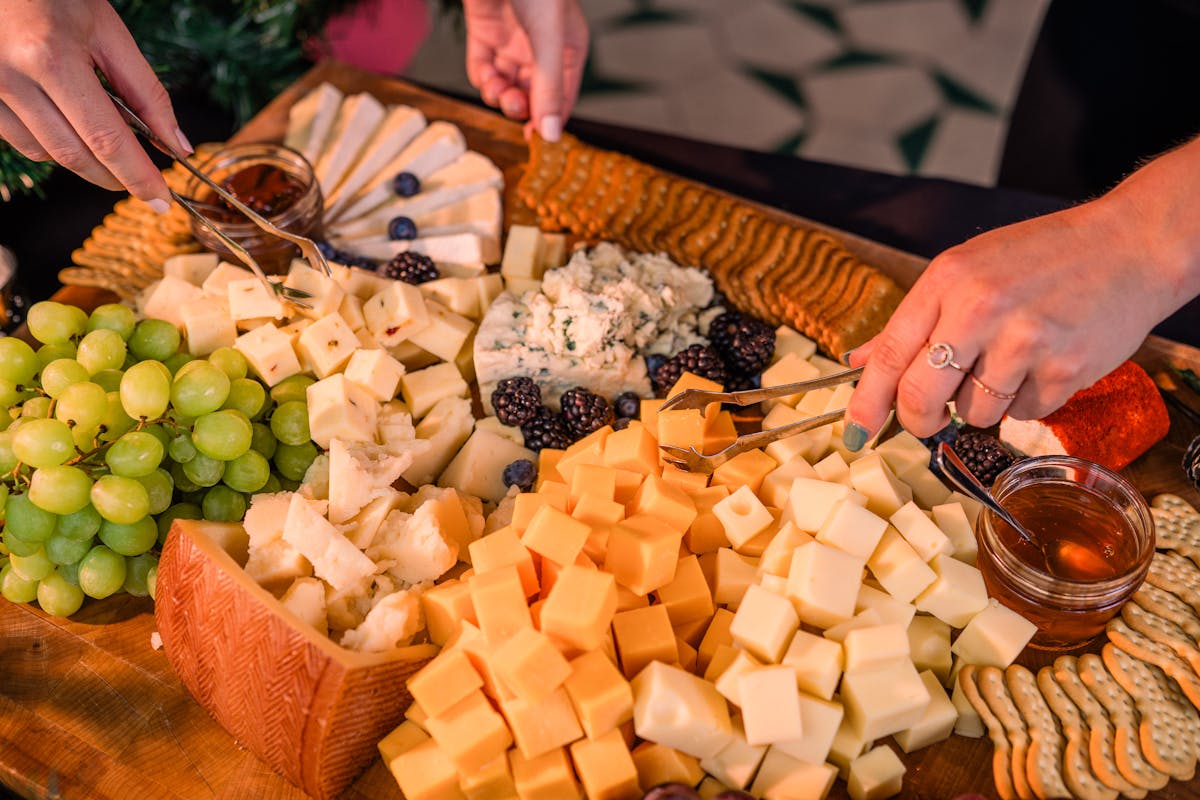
[148,198,171,215]
[540,115,562,143]
[843,422,869,452]
[839,347,858,366]
[175,128,193,155]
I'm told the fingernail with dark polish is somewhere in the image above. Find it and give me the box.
[843,422,869,452]
[839,347,858,366]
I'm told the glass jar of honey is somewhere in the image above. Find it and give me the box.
[976,455,1153,651]
[183,143,323,274]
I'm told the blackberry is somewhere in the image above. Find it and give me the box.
[560,387,614,436]
[652,344,727,396]
[614,391,641,420]
[1184,433,1200,489]
[392,171,420,197]
[381,251,439,284]
[387,216,418,241]
[316,241,376,271]
[919,422,961,470]
[613,417,633,431]
[645,353,667,379]
[491,377,542,427]
[709,311,775,376]
[520,407,573,451]
[502,459,537,492]
[952,431,1017,486]
[721,373,760,410]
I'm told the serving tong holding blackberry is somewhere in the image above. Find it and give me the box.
[104,89,329,308]
[657,366,863,473]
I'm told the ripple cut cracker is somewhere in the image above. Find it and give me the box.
[1102,642,1199,781]
[1003,665,1072,800]
[1072,653,1169,792]
[1146,551,1200,614]
[1132,582,1200,640]
[1107,615,1200,710]
[1034,665,1119,800]
[1151,493,1200,559]
[960,665,1020,800]
[1120,601,1200,682]
[974,665,1036,800]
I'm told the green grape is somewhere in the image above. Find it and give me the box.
[20,396,52,419]
[12,418,74,468]
[98,392,136,442]
[141,423,171,449]
[0,430,16,473]
[122,553,157,597]
[270,374,315,406]
[105,430,165,477]
[180,489,207,507]
[27,301,87,346]
[274,441,318,482]
[0,338,39,387]
[5,492,57,541]
[36,342,77,366]
[72,424,100,451]
[163,352,194,375]
[222,449,270,493]
[98,517,157,556]
[78,545,126,599]
[250,422,277,459]
[137,468,174,515]
[0,482,6,515]
[181,452,224,487]
[0,378,28,407]
[10,547,54,581]
[169,461,200,494]
[173,359,207,380]
[90,474,151,524]
[58,505,102,540]
[28,464,93,515]
[128,319,180,362]
[87,303,137,340]
[55,380,108,430]
[156,502,202,545]
[167,431,197,463]
[120,360,171,420]
[222,378,266,419]
[121,352,137,370]
[192,409,252,461]
[147,563,158,600]
[75,329,127,375]
[277,476,302,492]
[167,409,195,429]
[45,532,92,566]
[3,528,41,557]
[171,362,230,417]
[269,400,310,446]
[202,485,247,522]
[57,561,81,587]
[40,358,89,398]
[208,347,248,380]
[1,563,38,603]
[38,569,84,617]
[260,473,282,494]
[90,369,124,393]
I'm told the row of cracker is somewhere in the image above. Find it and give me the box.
[516,133,905,357]
[959,492,1200,799]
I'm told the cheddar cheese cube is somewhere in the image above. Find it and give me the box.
[556,428,611,484]
[539,565,618,652]
[469,565,532,642]
[751,748,837,800]
[604,516,684,596]
[603,423,660,475]
[738,665,804,745]
[569,728,641,800]
[631,660,734,759]
[730,583,798,664]
[841,660,931,740]
[537,448,566,487]
[564,650,635,740]
[389,737,467,800]
[521,504,590,567]
[459,753,518,800]
[425,689,513,773]
[848,745,906,800]
[408,647,484,716]
[786,541,863,629]
[867,527,937,604]
[685,485,733,554]
[569,462,618,504]
[657,408,707,452]
[774,692,844,765]
[656,554,715,626]
[661,463,710,495]
[699,714,768,790]
[666,371,723,400]
[712,485,774,549]
[782,629,844,700]
[703,410,739,453]
[815,499,889,560]
[509,747,580,800]
[492,627,572,702]
[913,554,989,627]
[468,527,539,598]
[631,742,704,790]
[710,449,778,494]
[421,579,477,646]
[893,670,958,752]
[572,492,625,529]
[378,719,430,769]
[628,473,698,533]
[674,614,712,649]
[612,604,677,679]
[696,607,736,675]
[499,686,584,760]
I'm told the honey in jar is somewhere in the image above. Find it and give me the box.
[976,455,1153,651]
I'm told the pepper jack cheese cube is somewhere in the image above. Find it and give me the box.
[389,737,467,800]
[730,583,798,664]
[499,686,584,760]
[847,745,906,800]
[182,297,237,356]
[738,666,804,745]
[893,670,958,752]
[305,374,378,448]
[540,565,618,652]
[343,347,405,402]
[612,604,677,679]
[950,598,1037,668]
[295,312,358,378]
[842,623,910,672]
[890,501,953,562]
[908,614,953,683]
[700,714,768,789]
[236,324,303,387]
[564,650,635,740]
[781,629,843,700]
[569,728,641,800]
[492,627,572,702]
[656,554,714,626]
[631,742,704,790]
[712,485,774,549]
[774,692,844,765]
[425,689,514,773]
[364,279,430,346]
[285,260,347,318]
[509,747,580,800]
[866,527,937,604]
[751,748,838,800]
[815,499,889,560]
[841,659,931,740]
[469,564,532,642]
[848,453,913,519]
[913,553,989,627]
[631,660,734,759]
[407,299,474,362]
[226,277,285,321]
[932,502,978,565]
[786,541,863,629]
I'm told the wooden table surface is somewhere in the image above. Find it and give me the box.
[3,60,1200,800]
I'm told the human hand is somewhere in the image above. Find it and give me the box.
[463,0,588,142]
[0,0,189,211]
[842,138,1200,449]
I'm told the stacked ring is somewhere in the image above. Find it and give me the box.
[926,342,1018,401]
[969,374,1017,401]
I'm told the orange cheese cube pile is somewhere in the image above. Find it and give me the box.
[383,366,1038,800]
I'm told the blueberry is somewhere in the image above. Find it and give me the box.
[502,459,537,492]
[387,216,418,241]
[392,171,420,197]
[645,353,667,377]
[919,422,961,470]
[316,240,336,259]
[614,391,641,420]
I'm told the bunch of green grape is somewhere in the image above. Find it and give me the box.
[0,300,321,617]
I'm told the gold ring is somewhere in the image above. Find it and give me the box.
[926,342,969,373]
[969,374,1017,401]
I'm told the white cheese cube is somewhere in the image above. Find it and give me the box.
[907,615,952,683]
[163,252,219,286]
[400,362,469,420]
[712,649,762,706]
[866,527,937,604]
[813,451,851,485]
[343,348,405,402]
[810,355,845,377]
[814,499,888,561]
[849,454,913,518]
[332,264,392,301]
[896,462,953,509]
[235,324,302,387]
[761,353,821,409]
[823,609,884,643]
[306,374,379,448]
[281,493,376,592]
[182,297,236,356]
[537,232,568,271]
[759,457,819,509]
[730,583,798,664]
[842,623,909,672]
[950,599,1037,668]
[388,339,439,371]
[367,504,459,585]
[847,745,906,800]
[338,293,366,331]
[141,275,204,329]
[841,660,931,740]
[893,670,957,753]
[201,262,253,298]
[786,478,856,533]
[874,430,930,476]
[913,554,988,627]
[406,299,474,362]
[828,715,871,781]
[713,485,774,549]
[631,661,734,759]
[738,666,804,745]
[947,491,983,528]
[890,501,953,562]
[854,583,916,627]
[757,523,814,578]
[285,260,346,318]
[473,273,505,317]
[773,326,818,363]
[420,277,480,319]
[768,422,832,466]
[226,278,285,321]
[437,429,536,504]
[500,225,544,279]
[931,502,978,565]
[296,313,358,378]
[951,677,985,737]
[504,276,542,296]
[699,715,767,790]
[279,576,328,634]
[473,416,524,445]
[340,588,424,652]
[786,541,863,629]
[751,748,837,800]
[774,693,844,765]
[781,630,843,701]
[364,280,430,347]
[402,396,475,487]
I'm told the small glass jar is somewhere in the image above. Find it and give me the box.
[184,143,323,275]
[976,455,1153,651]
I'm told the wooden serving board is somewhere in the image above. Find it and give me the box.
[2,61,1200,800]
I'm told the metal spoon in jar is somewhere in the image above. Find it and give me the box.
[936,441,1038,547]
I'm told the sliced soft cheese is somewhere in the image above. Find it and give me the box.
[292,83,345,168]
[314,92,387,197]
[324,105,427,218]
[282,492,376,592]
[340,232,490,267]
